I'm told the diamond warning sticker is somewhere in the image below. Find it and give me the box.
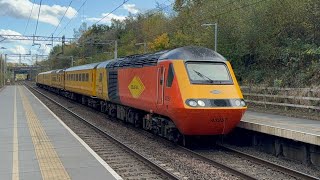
[128,76,145,98]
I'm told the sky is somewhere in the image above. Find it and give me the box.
[0,0,173,64]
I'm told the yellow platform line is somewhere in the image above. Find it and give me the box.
[19,87,70,180]
[12,86,19,180]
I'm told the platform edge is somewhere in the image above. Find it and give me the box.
[24,86,123,180]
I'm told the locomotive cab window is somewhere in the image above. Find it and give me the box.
[166,63,175,87]
[185,62,233,84]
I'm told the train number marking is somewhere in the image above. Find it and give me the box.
[211,117,227,123]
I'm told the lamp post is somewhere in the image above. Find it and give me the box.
[0,47,6,87]
[4,54,7,85]
[201,23,218,52]
[135,42,147,54]
[0,54,3,87]
[114,40,118,59]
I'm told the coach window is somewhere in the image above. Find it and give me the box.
[99,73,102,82]
[166,63,175,87]
[80,74,82,81]
[86,73,89,81]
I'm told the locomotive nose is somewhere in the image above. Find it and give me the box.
[171,107,246,135]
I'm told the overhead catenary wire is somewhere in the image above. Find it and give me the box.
[57,0,87,36]
[34,0,43,36]
[93,0,130,25]
[52,0,74,35]
[24,0,35,35]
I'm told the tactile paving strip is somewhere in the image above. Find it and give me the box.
[19,87,70,180]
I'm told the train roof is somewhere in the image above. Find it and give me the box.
[51,69,65,74]
[65,62,100,72]
[103,46,225,69]
[39,46,226,72]
[96,60,113,69]
[38,70,55,75]
[104,50,169,69]
[159,46,226,61]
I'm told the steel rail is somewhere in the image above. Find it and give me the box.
[30,82,316,180]
[178,146,257,180]
[25,84,180,180]
[25,82,259,180]
[217,145,319,180]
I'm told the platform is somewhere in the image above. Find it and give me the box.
[0,85,122,180]
[239,111,320,146]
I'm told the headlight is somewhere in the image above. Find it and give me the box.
[240,100,246,106]
[188,100,198,107]
[235,100,241,106]
[197,100,205,107]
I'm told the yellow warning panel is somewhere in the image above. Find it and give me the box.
[19,87,71,180]
[128,76,145,98]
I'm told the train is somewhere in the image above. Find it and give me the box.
[36,46,247,144]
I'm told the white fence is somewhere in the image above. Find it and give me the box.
[241,86,320,111]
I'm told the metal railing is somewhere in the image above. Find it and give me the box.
[241,86,320,111]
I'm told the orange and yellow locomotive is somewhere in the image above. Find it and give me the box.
[37,46,247,143]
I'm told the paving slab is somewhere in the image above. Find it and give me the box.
[0,86,123,180]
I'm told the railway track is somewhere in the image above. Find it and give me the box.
[25,82,319,180]
[215,145,320,180]
[25,84,180,180]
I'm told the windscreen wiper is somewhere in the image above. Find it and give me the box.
[193,70,214,83]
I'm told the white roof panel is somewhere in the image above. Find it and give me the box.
[65,62,100,72]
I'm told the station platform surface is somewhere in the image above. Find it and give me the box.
[0,85,122,180]
[239,111,320,146]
